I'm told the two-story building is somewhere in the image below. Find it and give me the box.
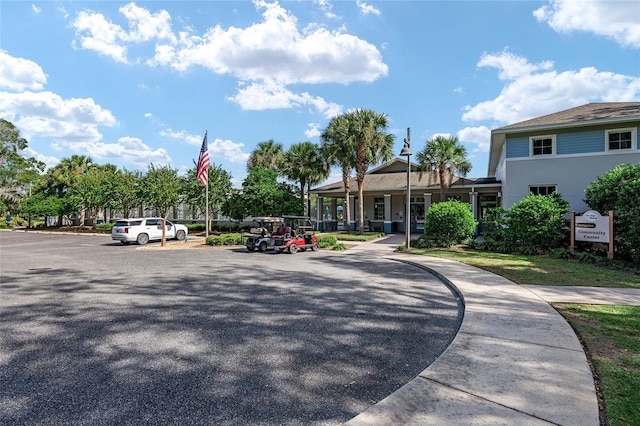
[311,102,640,233]
[489,102,640,212]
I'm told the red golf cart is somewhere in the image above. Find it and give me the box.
[270,216,319,254]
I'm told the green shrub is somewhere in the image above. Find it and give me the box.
[205,233,242,246]
[95,222,114,231]
[332,243,346,251]
[412,235,436,249]
[505,193,569,253]
[424,200,476,247]
[186,223,206,232]
[317,234,338,248]
[547,248,574,259]
[585,163,640,266]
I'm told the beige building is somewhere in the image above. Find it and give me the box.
[311,158,501,234]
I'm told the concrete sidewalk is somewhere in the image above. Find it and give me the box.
[343,234,601,425]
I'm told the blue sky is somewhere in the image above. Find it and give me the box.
[1,0,639,187]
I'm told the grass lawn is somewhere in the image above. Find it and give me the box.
[411,248,640,425]
[555,305,640,426]
[321,231,385,242]
[411,248,640,289]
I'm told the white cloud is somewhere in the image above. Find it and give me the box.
[71,1,386,85]
[227,80,342,118]
[63,136,170,169]
[31,4,41,14]
[70,1,386,117]
[23,147,59,170]
[313,0,338,19]
[149,0,387,85]
[118,3,176,44]
[534,0,640,48]
[71,10,129,63]
[357,0,381,16]
[458,126,491,153]
[305,122,322,139]
[462,50,640,124]
[478,50,553,80]
[0,90,117,142]
[0,50,47,91]
[160,128,250,164]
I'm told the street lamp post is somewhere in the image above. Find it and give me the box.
[400,127,411,249]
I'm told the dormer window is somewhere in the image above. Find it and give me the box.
[607,129,634,151]
[530,135,555,156]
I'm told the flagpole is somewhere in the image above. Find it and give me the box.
[197,130,211,239]
[205,175,209,238]
[204,130,209,238]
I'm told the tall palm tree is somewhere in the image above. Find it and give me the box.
[43,154,95,225]
[247,139,285,172]
[321,114,355,230]
[415,135,472,201]
[283,141,329,216]
[344,109,395,234]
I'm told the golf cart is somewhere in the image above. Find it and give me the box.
[271,216,319,254]
[245,216,283,252]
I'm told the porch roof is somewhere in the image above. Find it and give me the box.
[311,168,500,197]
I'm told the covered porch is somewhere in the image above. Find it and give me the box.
[311,159,502,234]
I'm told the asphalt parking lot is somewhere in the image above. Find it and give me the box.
[0,231,462,425]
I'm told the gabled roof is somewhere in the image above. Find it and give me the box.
[495,102,640,131]
[488,102,640,176]
[311,159,499,195]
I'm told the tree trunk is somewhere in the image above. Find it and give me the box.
[342,166,351,231]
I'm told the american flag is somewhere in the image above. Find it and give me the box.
[196,131,210,186]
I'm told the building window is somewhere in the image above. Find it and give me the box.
[529,185,556,196]
[373,197,385,220]
[607,129,634,151]
[479,194,498,219]
[530,136,555,156]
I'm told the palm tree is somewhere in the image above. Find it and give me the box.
[247,139,285,171]
[43,155,95,225]
[283,142,329,216]
[344,109,395,234]
[415,135,472,201]
[321,114,355,230]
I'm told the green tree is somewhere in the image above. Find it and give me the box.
[183,162,234,222]
[139,164,183,246]
[415,135,471,202]
[585,163,640,265]
[247,139,285,171]
[343,109,395,233]
[321,114,356,230]
[0,119,45,213]
[21,193,63,226]
[222,166,301,219]
[93,164,120,223]
[282,141,329,216]
[41,154,95,225]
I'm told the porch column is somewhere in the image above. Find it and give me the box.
[329,198,338,232]
[469,191,479,220]
[316,196,324,231]
[424,193,432,213]
[349,195,356,232]
[384,194,392,234]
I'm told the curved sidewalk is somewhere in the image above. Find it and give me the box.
[344,236,599,425]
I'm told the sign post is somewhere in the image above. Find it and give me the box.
[571,210,614,259]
